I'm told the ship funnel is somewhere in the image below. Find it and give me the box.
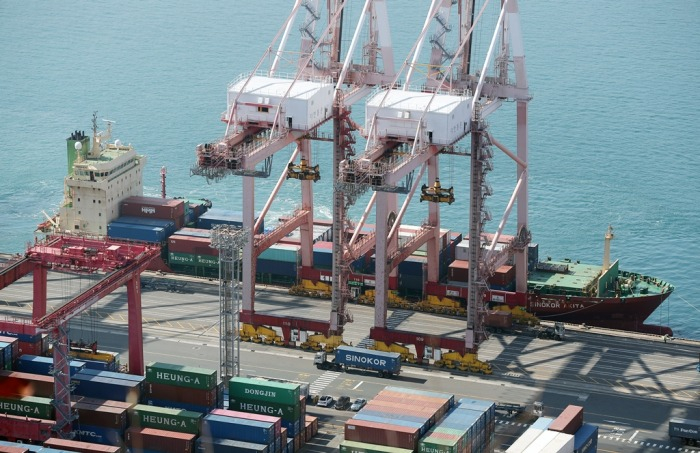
[602,225,614,272]
[66,129,89,174]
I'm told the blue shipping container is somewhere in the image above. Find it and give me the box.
[17,354,85,376]
[195,437,269,453]
[108,222,166,243]
[256,259,297,277]
[114,216,177,236]
[334,346,402,374]
[73,423,125,447]
[202,413,275,445]
[574,423,599,453]
[80,357,119,372]
[71,374,141,403]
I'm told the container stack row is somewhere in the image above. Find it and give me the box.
[506,405,598,453]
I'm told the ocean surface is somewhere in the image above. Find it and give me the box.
[0,1,698,339]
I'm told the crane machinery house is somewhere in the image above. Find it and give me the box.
[227,74,334,131]
[365,89,472,144]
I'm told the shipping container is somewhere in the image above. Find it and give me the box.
[0,443,30,453]
[107,222,167,244]
[120,196,185,227]
[668,417,700,443]
[345,418,420,451]
[333,346,402,376]
[525,430,574,453]
[258,244,301,263]
[255,259,297,278]
[228,377,300,406]
[209,408,282,437]
[195,437,270,453]
[144,399,212,414]
[506,428,544,453]
[339,440,413,453]
[0,395,53,419]
[114,216,177,236]
[0,336,19,364]
[201,414,275,445]
[573,423,598,453]
[72,423,125,447]
[146,362,217,391]
[125,426,195,453]
[43,437,123,452]
[172,227,212,239]
[0,413,53,444]
[71,374,141,404]
[72,401,127,431]
[531,417,555,431]
[129,404,203,435]
[548,405,584,435]
[383,387,455,408]
[196,208,263,234]
[17,355,85,377]
[145,382,218,407]
[0,369,55,398]
[75,369,145,388]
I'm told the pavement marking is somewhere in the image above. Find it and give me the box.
[309,370,342,395]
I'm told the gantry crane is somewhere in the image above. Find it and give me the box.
[339,0,531,364]
[0,236,159,438]
[192,0,397,343]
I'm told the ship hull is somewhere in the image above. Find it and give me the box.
[523,291,673,336]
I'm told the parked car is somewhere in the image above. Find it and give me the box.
[335,395,351,410]
[317,395,334,407]
[350,398,367,411]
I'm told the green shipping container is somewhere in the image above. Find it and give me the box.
[228,376,300,406]
[340,440,413,453]
[228,396,301,421]
[418,437,460,453]
[129,404,202,435]
[196,254,219,268]
[146,362,217,390]
[0,395,54,419]
[168,252,197,265]
[258,244,300,263]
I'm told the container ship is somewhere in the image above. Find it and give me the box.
[31,117,674,337]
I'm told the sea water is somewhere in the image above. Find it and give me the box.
[0,1,698,339]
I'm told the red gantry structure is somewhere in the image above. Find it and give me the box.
[0,235,159,437]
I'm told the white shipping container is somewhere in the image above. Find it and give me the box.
[506,428,544,453]
[523,430,559,453]
[540,432,575,453]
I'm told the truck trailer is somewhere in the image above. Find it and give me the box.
[314,346,402,378]
[669,418,700,446]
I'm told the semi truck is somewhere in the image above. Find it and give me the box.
[669,418,700,446]
[313,345,402,378]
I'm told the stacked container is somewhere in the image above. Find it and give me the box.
[108,216,176,244]
[0,395,54,419]
[72,396,133,447]
[0,335,19,371]
[125,426,196,453]
[16,354,85,377]
[228,376,305,450]
[417,398,496,453]
[257,244,301,285]
[71,372,142,404]
[0,370,54,398]
[43,437,123,452]
[120,196,186,229]
[144,362,218,413]
[345,387,454,451]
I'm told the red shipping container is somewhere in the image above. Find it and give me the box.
[209,408,281,436]
[17,336,47,357]
[44,437,122,452]
[0,336,19,362]
[488,265,515,287]
[0,413,53,443]
[72,401,127,430]
[146,382,218,407]
[344,418,420,451]
[0,446,29,453]
[71,395,135,411]
[0,370,54,398]
[548,404,584,435]
[120,196,185,228]
[305,415,318,438]
[448,260,469,282]
[125,426,195,453]
[168,235,214,255]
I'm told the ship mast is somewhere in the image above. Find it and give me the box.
[603,225,614,271]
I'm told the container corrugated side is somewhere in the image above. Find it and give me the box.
[506,427,544,453]
[71,374,141,404]
[258,244,301,264]
[71,423,125,447]
[201,413,275,445]
[16,355,85,377]
[548,405,584,435]
[0,395,53,419]
[146,362,217,391]
[71,401,127,430]
[344,418,420,451]
[540,431,575,453]
[195,437,269,453]
[340,440,413,453]
[228,376,300,406]
[125,426,195,453]
[128,404,202,435]
[145,382,217,407]
[382,386,455,408]
[43,437,122,452]
[210,408,282,437]
[573,423,598,453]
